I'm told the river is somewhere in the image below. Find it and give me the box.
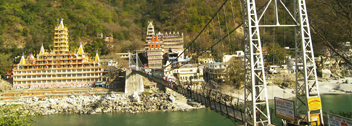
[34,94,352,126]
[34,109,235,126]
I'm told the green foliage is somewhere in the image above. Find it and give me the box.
[114,31,125,41]
[0,53,12,76]
[141,91,151,96]
[0,0,336,76]
[22,27,29,36]
[84,38,105,57]
[276,79,283,86]
[341,70,347,77]
[119,20,130,28]
[0,105,39,126]
[265,42,287,64]
[227,57,245,89]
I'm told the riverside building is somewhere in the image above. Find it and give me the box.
[146,36,163,69]
[145,21,184,69]
[12,18,103,89]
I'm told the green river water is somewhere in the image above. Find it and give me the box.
[34,94,352,126]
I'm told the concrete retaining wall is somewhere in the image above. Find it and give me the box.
[125,70,144,95]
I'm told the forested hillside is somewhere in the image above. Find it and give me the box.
[0,0,350,75]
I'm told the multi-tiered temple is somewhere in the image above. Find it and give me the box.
[145,21,184,69]
[12,18,103,89]
[146,36,163,69]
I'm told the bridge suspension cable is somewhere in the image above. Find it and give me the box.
[149,0,321,125]
[199,1,270,56]
[223,4,231,54]
[200,23,243,56]
[163,0,230,69]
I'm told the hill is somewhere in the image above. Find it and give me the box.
[0,0,350,76]
[0,0,242,75]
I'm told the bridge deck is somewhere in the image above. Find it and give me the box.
[132,70,279,125]
[133,70,245,123]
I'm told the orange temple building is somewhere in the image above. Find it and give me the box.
[12,18,103,89]
[146,35,163,69]
[144,21,184,69]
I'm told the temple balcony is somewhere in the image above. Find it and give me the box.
[54,36,68,39]
[146,49,163,52]
[148,62,162,64]
[53,49,69,52]
[163,42,183,45]
[54,45,69,47]
[54,28,68,31]
[54,40,68,43]
[163,39,183,42]
[147,54,163,56]
[148,57,163,60]
[54,32,68,35]
[13,76,101,81]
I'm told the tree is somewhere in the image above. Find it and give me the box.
[308,0,352,66]
[225,57,245,89]
[0,53,12,76]
[265,42,286,64]
[0,105,38,126]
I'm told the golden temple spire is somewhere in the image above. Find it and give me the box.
[95,50,100,63]
[19,53,26,65]
[39,43,45,55]
[77,42,85,55]
[57,18,66,30]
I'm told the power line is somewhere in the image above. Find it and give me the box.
[199,0,271,56]
[163,0,230,69]
[200,22,243,55]
[164,0,270,69]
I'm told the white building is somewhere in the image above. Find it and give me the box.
[172,64,204,85]
[107,60,118,67]
[222,51,245,62]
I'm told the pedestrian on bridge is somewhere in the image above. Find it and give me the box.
[208,89,212,102]
[187,85,192,98]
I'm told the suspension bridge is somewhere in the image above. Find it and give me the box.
[127,0,323,125]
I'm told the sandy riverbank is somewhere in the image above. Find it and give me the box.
[318,77,352,94]
[222,77,352,100]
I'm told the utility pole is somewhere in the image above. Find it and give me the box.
[136,51,138,71]
[128,50,130,68]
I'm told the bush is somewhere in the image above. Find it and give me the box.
[341,70,346,77]
[22,27,29,36]
[141,91,151,96]
[119,20,130,28]
[0,105,38,126]
[276,79,283,86]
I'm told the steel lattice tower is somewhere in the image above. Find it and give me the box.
[242,0,271,125]
[242,0,323,125]
[294,0,323,125]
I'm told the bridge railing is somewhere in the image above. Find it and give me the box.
[133,69,246,123]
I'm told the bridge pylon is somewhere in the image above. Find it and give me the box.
[294,0,323,125]
[242,0,323,125]
[242,0,270,125]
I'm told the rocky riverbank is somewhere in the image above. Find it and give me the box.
[5,90,204,116]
